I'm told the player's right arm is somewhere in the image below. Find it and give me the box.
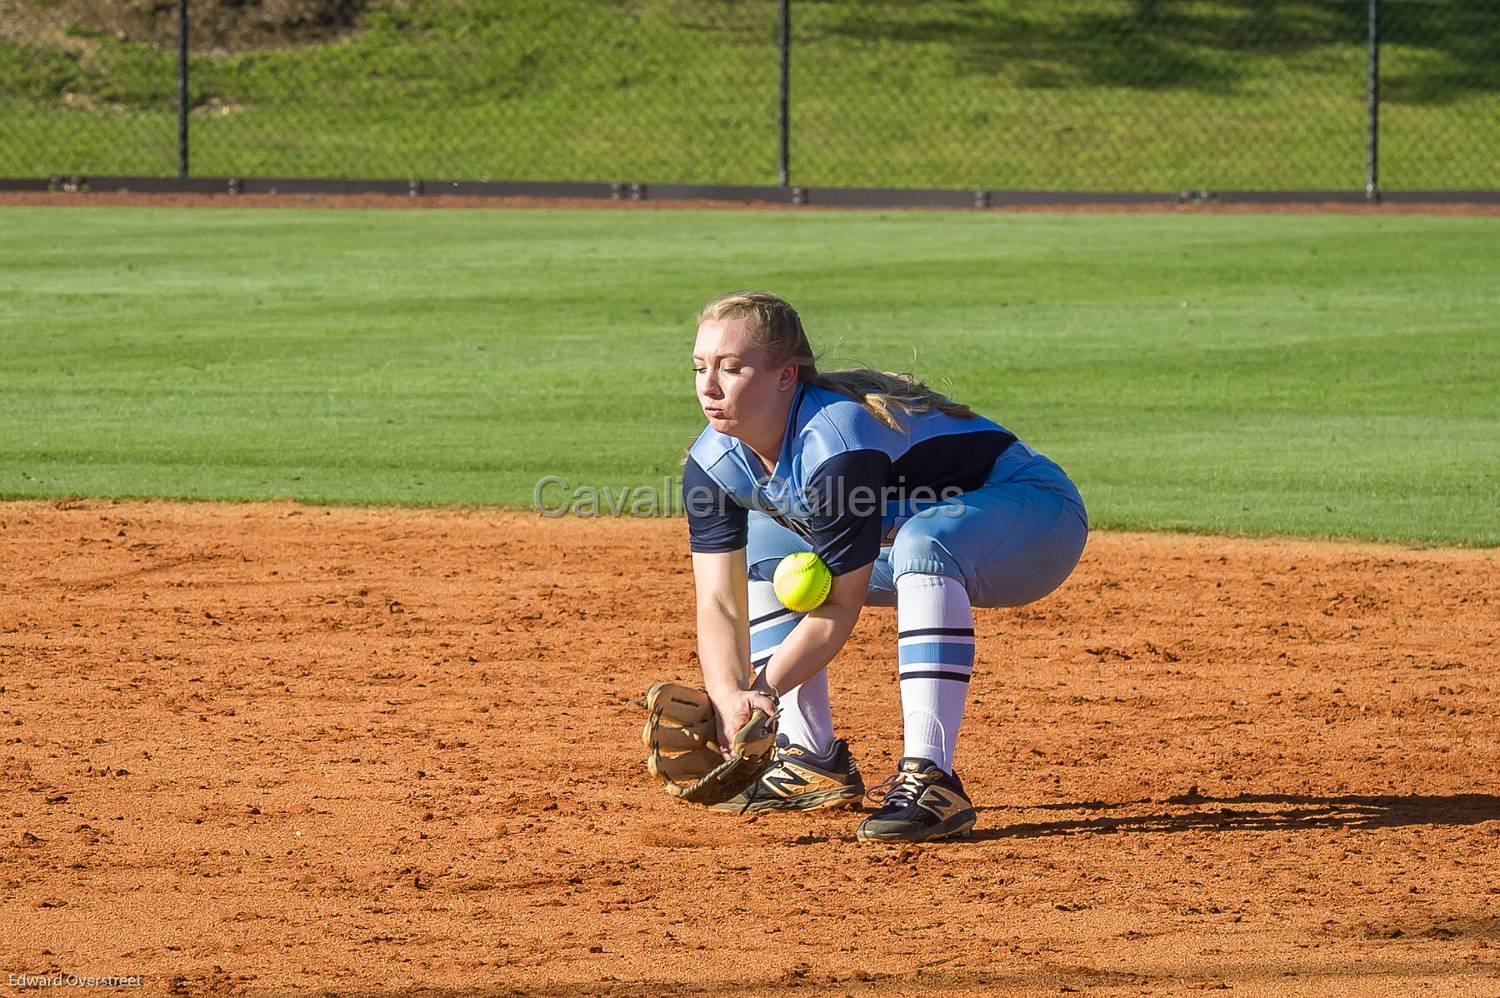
[691,550,776,752]
[684,456,775,749]
[691,548,749,695]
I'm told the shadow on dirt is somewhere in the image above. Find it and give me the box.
[972,791,1500,839]
[283,952,1500,997]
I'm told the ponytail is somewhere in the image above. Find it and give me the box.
[803,368,977,430]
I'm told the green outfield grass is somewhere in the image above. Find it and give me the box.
[2,0,1497,189]
[1,205,1497,545]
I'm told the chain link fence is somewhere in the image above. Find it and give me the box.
[1,0,1496,192]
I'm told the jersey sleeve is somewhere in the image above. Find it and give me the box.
[804,449,892,576]
[683,456,748,553]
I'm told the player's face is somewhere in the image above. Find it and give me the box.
[692,318,793,441]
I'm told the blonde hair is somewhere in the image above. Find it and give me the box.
[697,290,977,430]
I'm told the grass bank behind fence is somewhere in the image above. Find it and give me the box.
[2,0,1498,189]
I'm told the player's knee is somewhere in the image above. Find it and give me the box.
[889,526,964,582]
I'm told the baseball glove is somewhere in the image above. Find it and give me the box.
[641,681,778,807]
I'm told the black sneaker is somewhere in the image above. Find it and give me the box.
[855,757,977,843]
[710,739,865,813]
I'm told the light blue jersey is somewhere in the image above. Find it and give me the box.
[685,383,1016,576]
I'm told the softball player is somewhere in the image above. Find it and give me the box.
[686,291,1087,842]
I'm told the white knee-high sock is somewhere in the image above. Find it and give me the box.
[748,578,835,754]
[897,573,975,774]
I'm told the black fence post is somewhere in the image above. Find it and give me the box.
[777,0,791,187]
[1366,0,1380,202]
[177,0,189,178]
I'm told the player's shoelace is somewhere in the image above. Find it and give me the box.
[865,770,925,806]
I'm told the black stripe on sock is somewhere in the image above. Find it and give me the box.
[750,607,796,628]
[898,626,975,639]
[899,670,972,683]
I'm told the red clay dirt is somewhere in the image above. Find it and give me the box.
[2,501,1497,996]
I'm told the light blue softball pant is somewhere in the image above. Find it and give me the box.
[747,442,1088,608]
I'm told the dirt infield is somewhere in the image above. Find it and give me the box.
[2,501,1497,996]
[3,190,1500,216]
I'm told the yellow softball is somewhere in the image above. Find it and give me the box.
[772,552,832,613]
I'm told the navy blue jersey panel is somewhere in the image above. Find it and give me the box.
[888,428,1017,496]
[804,448,892,576]
[684,455,748,553]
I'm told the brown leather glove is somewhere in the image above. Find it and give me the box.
[641,682,778,806]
